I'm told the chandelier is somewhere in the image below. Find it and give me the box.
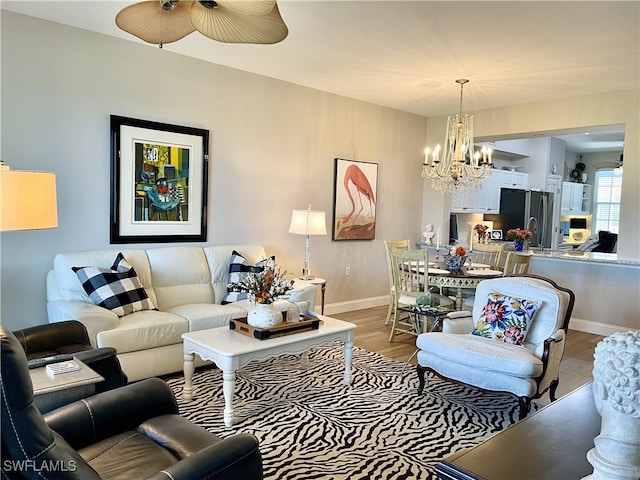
[422,79,493,193]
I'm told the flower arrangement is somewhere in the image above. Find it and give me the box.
[506,228,533,242]
[227,262,294,304]
[448,245,467,257]
[474,224,489,236]
[443,245,467,272]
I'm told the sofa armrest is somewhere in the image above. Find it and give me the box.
[287,283,317,312]
[12,320,91,354]
[146,433,263,480]
[43,378,178,449]
[47,300,119,347]
[74,347,128,392]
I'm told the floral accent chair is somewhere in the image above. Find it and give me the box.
[416,275,575,419]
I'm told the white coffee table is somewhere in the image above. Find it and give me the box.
[182,315,355,427]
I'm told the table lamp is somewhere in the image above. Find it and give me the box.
[0,164,58,231]
[288,204,326,280]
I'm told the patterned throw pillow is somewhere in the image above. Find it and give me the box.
[72,253,156,317]
[471,291,541,346]
[222,250,274,304]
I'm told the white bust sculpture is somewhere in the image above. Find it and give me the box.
[583,330,640,480]
[423,224,435,245]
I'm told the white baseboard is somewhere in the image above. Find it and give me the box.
[568,317,637,337]
[323,296,389,316]
[321,295,636,338]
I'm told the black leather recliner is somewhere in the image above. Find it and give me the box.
[12,320,128,394]
[1,326,263,480]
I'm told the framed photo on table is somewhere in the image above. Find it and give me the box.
[110,115,209,244]
[332,158,378,241]
[490,229,503,240]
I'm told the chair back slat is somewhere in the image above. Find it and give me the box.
[503,251,533,275]
[470,241,505,268]
[391,248,429,297]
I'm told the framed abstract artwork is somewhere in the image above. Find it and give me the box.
[332,158,378,240]
[110,115,209,244]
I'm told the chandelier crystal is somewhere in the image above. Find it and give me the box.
[422,79,493,193]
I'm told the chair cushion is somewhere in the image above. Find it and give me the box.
[417,333,543,378]
[72,253,155,317]
[79,430,177,479]
[471,291,541,345]
[222,250,274,304]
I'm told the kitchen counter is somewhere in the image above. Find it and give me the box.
[530,249,639,266]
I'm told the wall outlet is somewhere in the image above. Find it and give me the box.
[345,266,351,276]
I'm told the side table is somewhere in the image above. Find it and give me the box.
[295,277,326,314]
[30,359,104,413]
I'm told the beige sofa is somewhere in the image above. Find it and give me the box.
[46,245,317,381]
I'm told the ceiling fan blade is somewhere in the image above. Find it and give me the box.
[190,1,288,44]
[216,0,277,16]
[116,1,196,46]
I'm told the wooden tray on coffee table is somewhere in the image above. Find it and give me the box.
[229,312,320,340]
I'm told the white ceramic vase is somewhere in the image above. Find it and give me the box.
[247,303,283,329]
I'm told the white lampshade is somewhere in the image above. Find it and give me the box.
[0,168,58,231]
[288,209,327,236]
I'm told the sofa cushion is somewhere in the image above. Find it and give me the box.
[222,250,274,304]
[146,247,215,311]
[72,254,155,317]
[471,291,541,346]
[96,310,187,353]
[166,303,248,331]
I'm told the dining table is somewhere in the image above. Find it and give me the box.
[427,263,504,310]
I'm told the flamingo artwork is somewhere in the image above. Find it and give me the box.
[335,162,377,240]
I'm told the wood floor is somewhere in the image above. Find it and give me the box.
[332,305,603,406]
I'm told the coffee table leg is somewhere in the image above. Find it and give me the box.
[343,339,353,385]
[183,353,195,401]
[222,370,235,427]
[300,351,309,369]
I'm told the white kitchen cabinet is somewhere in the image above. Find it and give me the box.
[561,182,591,215]
[450,171,501,213]
[499,170,528,189]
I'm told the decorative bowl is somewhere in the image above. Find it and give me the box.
[443,255,468,272]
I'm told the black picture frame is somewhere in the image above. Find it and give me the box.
[332,158,378,240]
[110,115,209,244]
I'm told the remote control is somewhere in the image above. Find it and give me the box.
[27,354,74,369]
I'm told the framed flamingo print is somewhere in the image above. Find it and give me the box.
[332,158,378,240]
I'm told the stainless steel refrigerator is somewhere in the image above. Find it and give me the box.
[485,189,555,248]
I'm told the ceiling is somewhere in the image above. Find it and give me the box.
[2,0,637,151]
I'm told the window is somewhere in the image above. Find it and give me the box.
[593,169,622,234]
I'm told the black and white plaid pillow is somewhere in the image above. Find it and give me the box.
[72,253,155,317]
[222,250,274,304]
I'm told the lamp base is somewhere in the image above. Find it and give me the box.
[299,268,314,281]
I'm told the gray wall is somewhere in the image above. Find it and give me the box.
[1,12,427,330]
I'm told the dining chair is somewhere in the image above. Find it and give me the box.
[460,241,506,308]
[462,250,534,309]
[388,248,454,341]
[384,240,410,325]
[469,240,505,268]
[503,251,533,274]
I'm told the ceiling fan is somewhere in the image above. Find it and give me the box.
[115,0,288,47]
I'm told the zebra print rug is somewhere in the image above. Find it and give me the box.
[165,342,525,480]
